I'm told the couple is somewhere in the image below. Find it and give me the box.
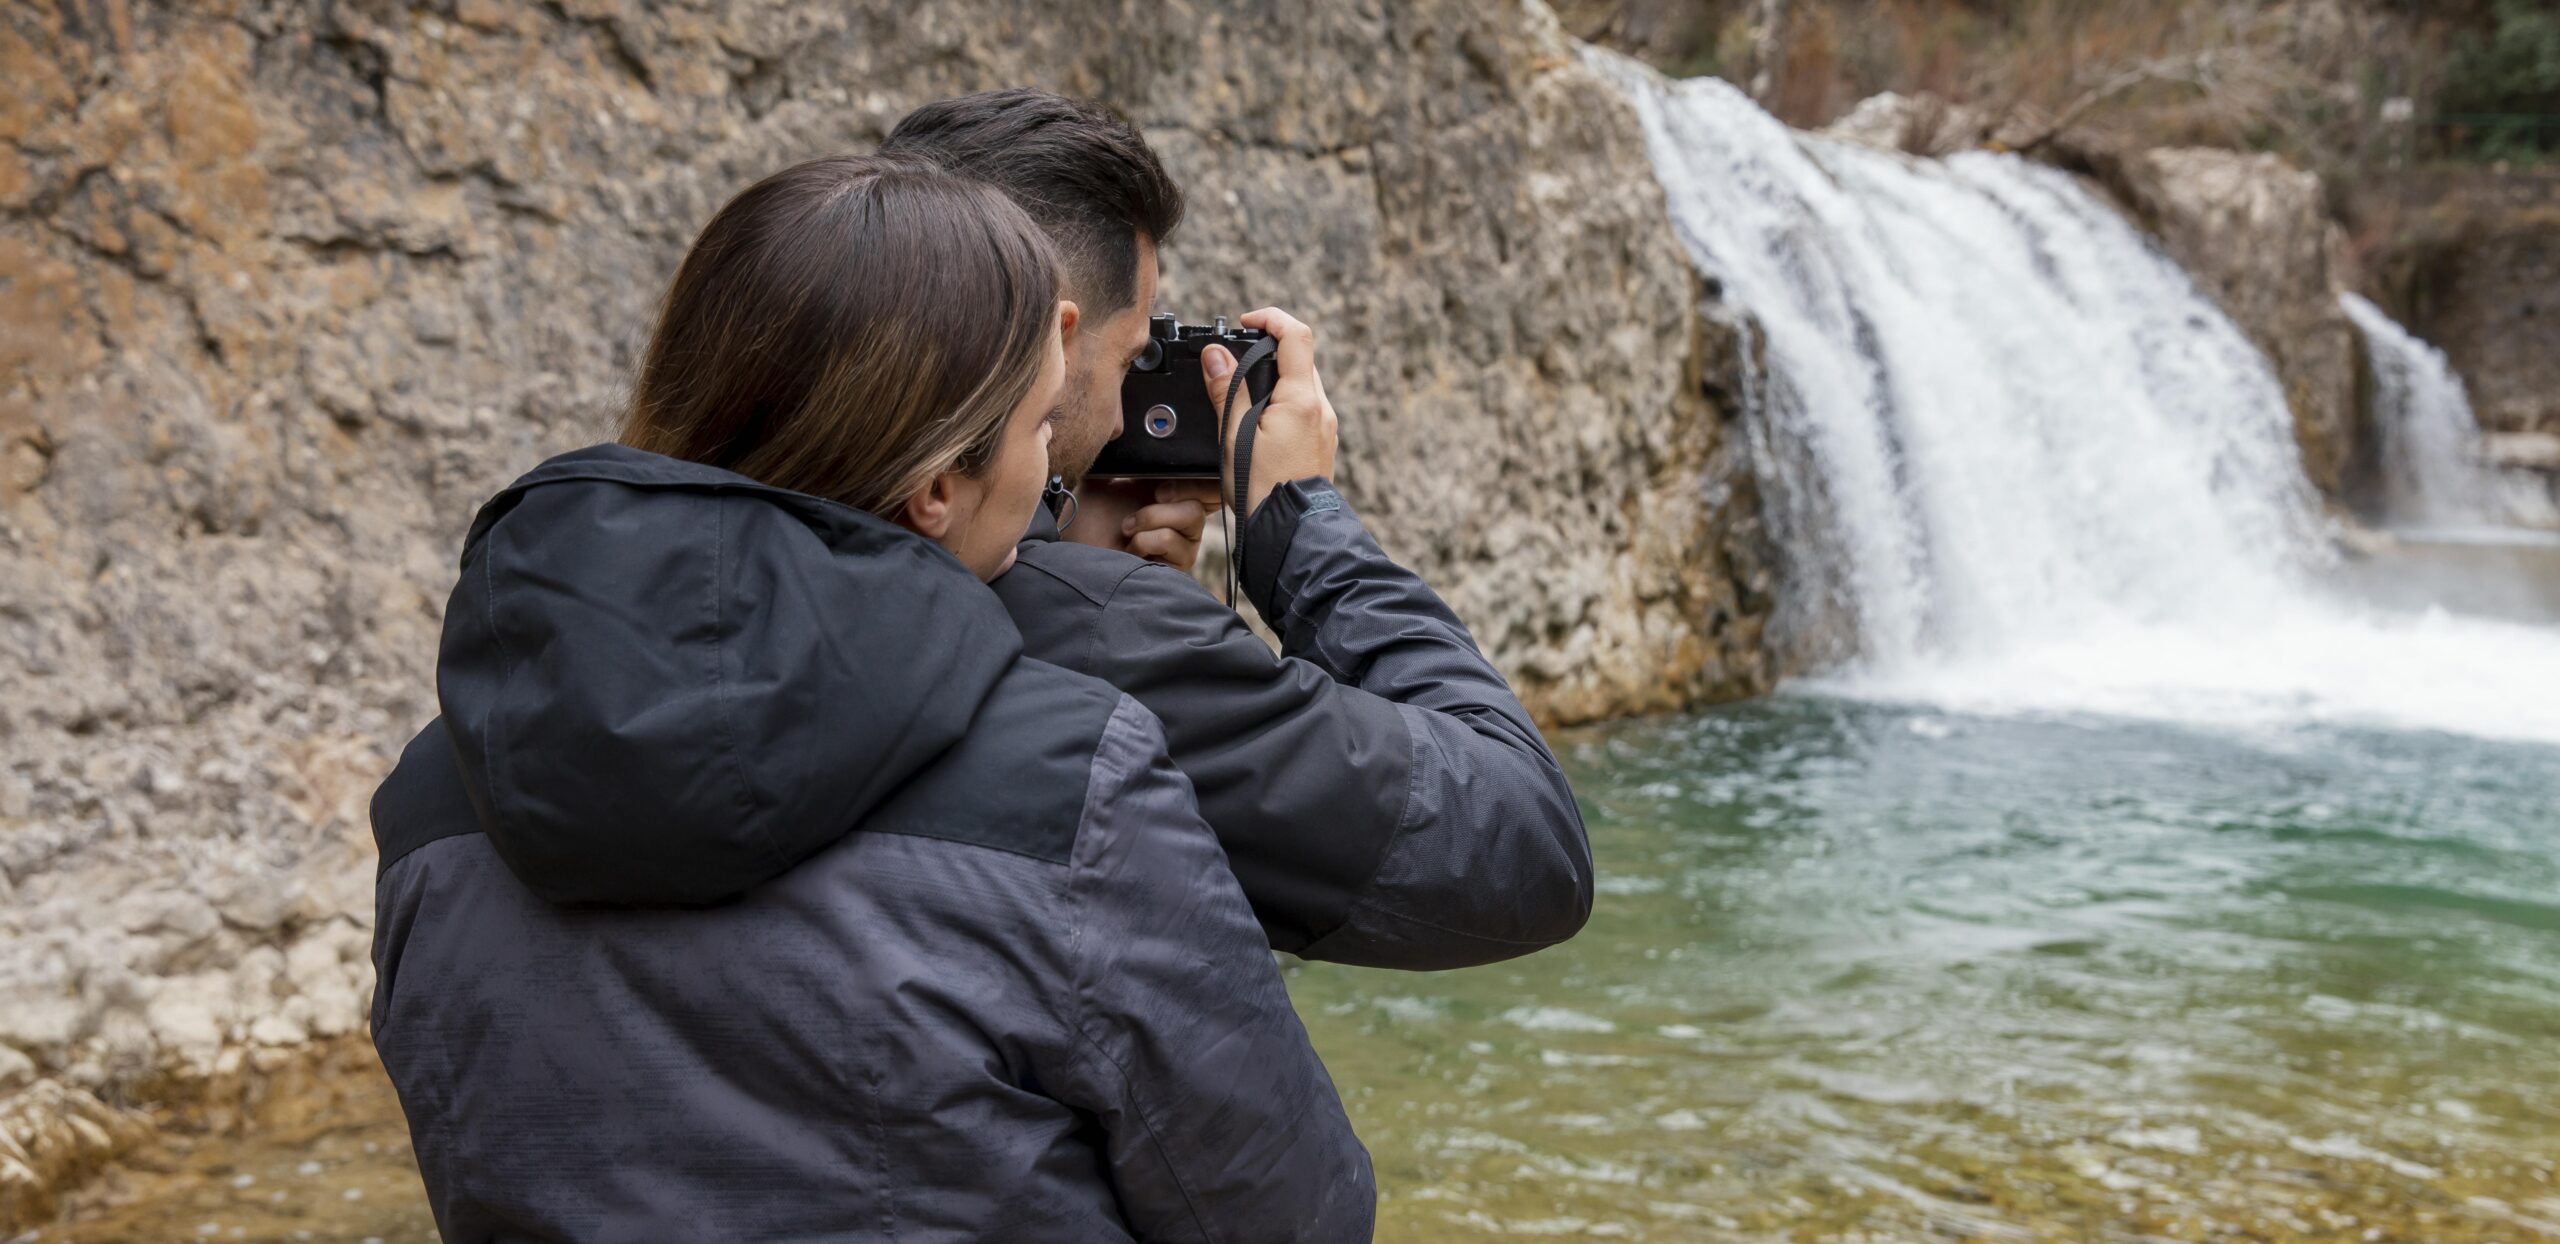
[368,90,1590,1241]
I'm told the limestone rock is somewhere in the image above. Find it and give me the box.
[0,0,1773,1221]
[2485,433,2560,473]
[1821,90,2008,157]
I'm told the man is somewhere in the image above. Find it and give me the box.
[882,91,1590,969]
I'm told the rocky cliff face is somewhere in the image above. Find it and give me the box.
[2344,167,2560,522]
[0,0,1771,1221]
[2359,170,2560,439]
[2401,214,2560,440]
[2410,215,2560,441]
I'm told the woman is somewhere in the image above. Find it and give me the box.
[366,156,1373,1241]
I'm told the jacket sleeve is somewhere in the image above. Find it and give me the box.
[1072,482,1591,970]
[1053,696,1374,1243]
[1247,478,1593,969]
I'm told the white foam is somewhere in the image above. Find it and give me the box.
[1591,51,2560,747]
[1502,1006,1619,1034]
[1808,603,2560,746]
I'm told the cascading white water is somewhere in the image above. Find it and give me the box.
[2340,290,2559,533]
[2341,291,2491,527]
[1592,51,2560,745]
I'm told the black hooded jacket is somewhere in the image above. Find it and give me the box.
[367,445,1372,1242]
[994,478,1593,969]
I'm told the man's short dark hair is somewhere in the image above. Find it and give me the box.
[881,89,1184,316]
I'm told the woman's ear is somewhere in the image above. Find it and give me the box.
[897,471,961,540]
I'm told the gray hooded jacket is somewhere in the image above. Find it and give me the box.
[368,446,1372,1241]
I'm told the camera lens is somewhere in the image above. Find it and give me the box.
[1133,339,1164,372]
[1143,405,1178,439]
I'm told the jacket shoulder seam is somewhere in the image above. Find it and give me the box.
[1087,561,1217,677]
[1059,696,1221,1239]
[863,824,1076,869]
[1089,562,1157,672]
[1095,561,1233,633]
[703,496,790,879]
[1008,541,1155,610]
[377,826,485,876]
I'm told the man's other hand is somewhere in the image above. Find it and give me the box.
[1063,478,1223,573]
[1205,307,1338,520]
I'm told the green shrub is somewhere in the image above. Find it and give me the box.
[2440,0,2560,160]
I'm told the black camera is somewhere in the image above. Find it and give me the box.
[1088,314,1276,480]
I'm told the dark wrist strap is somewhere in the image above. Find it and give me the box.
[1217,335,1281,608]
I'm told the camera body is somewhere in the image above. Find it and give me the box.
[1088,314,1276,480]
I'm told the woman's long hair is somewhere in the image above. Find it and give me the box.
[621,155,1059,516]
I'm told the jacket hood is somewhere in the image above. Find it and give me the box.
[425,444,1020,905]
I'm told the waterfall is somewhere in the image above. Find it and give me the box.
[2340,291,2557,532]
[1591,50,2560,745]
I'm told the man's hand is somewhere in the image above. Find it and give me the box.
[1205,307,1337,520]
[1063,478,1224,573]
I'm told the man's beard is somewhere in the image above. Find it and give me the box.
[1048,372,1109,487]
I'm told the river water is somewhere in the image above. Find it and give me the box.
[1307,530,2560,1242]
[1303,674,2560,1239]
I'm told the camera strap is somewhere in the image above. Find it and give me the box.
[1218,335,1282,610]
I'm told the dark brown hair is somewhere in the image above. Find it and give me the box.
[880,89,1183,315]
[620,155,1059,516]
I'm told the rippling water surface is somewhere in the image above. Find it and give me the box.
[1292,696,2560,1240]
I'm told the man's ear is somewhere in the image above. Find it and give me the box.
[897,471,961,540]
[1058,299,1081,342]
